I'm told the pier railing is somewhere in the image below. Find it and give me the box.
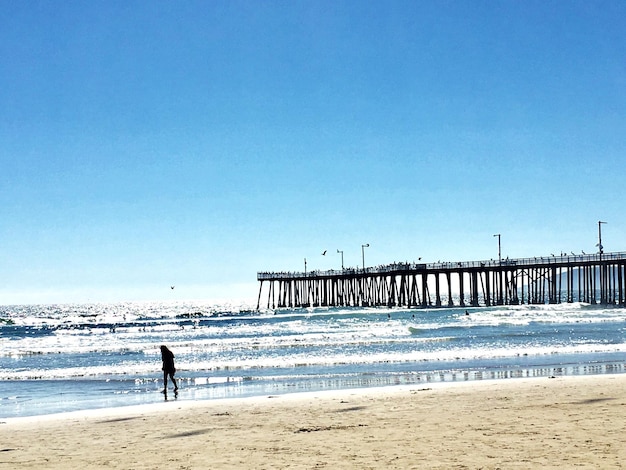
[258,251,626,280]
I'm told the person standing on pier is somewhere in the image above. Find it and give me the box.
[160,345,178,394]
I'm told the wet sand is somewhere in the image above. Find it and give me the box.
[2,374,626,469]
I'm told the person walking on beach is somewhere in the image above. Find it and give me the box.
[160,345,178,393]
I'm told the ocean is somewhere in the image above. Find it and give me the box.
[1,301,625,418]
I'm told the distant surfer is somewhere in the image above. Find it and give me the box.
[160,345,178,394]
[465,310,469,316]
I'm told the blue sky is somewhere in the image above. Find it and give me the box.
[1,1,625,305]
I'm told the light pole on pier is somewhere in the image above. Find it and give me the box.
[493,234,501,264]
[337,249,344,270]
[304,258,307,276]
[361,244,369,271]
[598,221,607,255]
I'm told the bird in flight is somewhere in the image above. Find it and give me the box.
[321,250,327,256]
[171,286,175,290]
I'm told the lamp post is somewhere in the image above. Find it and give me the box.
[337,249,344,270]
[597,220,607,305]
[361,243,369,271]
[304,258,307,276]
[598,221,606,255]
[493,234,501,264]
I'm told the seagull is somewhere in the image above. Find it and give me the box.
[170,286,175,290]
[321,250,327,256]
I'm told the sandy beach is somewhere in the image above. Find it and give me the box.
[1,374,625,469]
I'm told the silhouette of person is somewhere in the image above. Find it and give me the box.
[160,345,178,395]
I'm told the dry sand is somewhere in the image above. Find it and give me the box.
[1,374,626,469]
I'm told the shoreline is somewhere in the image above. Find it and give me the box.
[2,374,626,468]
[1,369,623,425]
[3,375,544,425]
[3,360,626,421]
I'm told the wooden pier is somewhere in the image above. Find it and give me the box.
[257,251,626,309]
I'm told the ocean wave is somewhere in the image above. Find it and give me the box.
[2,341,625,381]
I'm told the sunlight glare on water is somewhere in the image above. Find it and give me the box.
[1,301,625,417]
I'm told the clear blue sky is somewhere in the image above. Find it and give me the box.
[1,1,625,305]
